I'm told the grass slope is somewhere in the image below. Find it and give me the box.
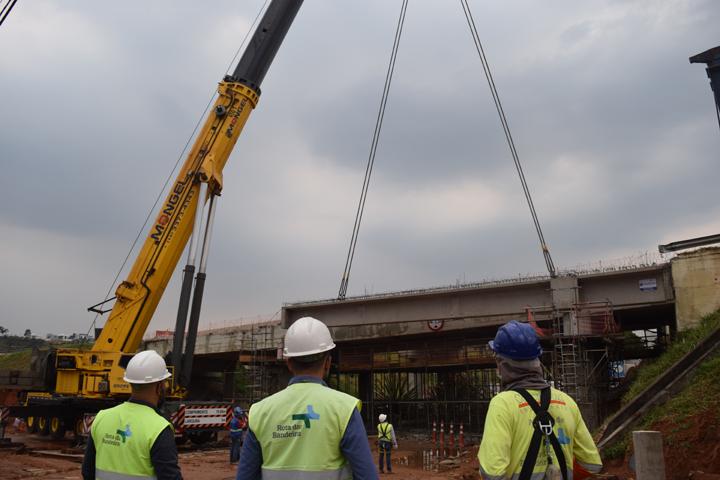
[623,310,720,404]
[603,309,720,460]
[0,349,32,370]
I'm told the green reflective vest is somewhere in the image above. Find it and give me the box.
[377,422,393,442]
[478,388,602,480]
[91,401,171,480]
[249,381,360,480]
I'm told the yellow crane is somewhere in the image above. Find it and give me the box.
[3,0,303,441]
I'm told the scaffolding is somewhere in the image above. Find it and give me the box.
[212,299,666,433]
[327,335,500,433]
[247,323,275,403]
[221,321,281,407]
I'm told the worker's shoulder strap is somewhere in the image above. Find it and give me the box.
[380,423,390,437]
[513,388,568,480]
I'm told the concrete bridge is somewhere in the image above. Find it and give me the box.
[142,248,720,430]
[146,248,720,359]
[282,263,676,343]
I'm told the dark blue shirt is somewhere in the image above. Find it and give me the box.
[229,416,244,439]
[236,375,378,480]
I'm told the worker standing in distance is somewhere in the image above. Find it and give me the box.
[229,406,247,464]
[377,413,398,474]
[236,316,378,480]
[478,320,602,480]
[81,350,182,480]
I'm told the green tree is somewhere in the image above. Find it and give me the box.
[0,326,8,336]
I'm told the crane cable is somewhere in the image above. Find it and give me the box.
[85,0,270,337]
[459,0,557,277]
[0,0,18,28]
[337,0,409,300]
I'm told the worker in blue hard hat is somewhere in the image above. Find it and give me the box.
[229,406,247,464]
[478,320,602,480]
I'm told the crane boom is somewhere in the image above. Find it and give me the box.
[53,0,303,398]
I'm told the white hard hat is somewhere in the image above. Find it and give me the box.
[379,414,387,423]
[123,350,172,384]
[283,317,336,358]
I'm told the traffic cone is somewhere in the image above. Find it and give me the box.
[440,420,445,457]
[449,422,455,452]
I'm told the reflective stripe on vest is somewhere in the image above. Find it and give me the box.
[261,465,352,480]
[91,402,170,479]
[250,382,360,475]
[96,468,157,480]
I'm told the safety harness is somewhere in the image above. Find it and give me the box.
[513,388,568,480]
[379,423,391,442]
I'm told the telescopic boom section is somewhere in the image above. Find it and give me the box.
[92,0,303,354]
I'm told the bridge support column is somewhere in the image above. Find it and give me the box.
[671,247,720,331]
[551,276,579,334]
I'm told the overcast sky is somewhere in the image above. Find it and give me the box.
[0,0,718,337]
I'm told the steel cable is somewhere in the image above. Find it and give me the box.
[0,0,18,28]
[459,0,557,277]
[338,0,409,299]
[86,0,270,336]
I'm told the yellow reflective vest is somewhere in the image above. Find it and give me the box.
[377,422,394,442]
[478,388,602,480]
[91,401,171,480]
[249,381,360,480]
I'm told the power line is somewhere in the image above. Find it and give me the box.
[338,0,409,300]
[459,0,557,277]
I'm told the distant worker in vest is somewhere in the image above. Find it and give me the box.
[236,316,378,480]
[478,320,602,480]
[377,413,398,474]
[229,406,247,464]
[81,350,183,480]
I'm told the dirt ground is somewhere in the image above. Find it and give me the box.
[599,404,720,480]
[0,431,480,480]
[7,425,720,480]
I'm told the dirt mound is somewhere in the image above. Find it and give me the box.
[603,404,720,479]
[653,406,720,480]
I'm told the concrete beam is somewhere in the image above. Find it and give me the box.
[283,265,674,333]
[283,278,553,329]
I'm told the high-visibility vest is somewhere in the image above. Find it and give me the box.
[249,381,360,480]
[91,401,171,480]
[478,388,602,479]
[377,422,393,442]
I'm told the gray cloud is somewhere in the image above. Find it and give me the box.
[0,0,718,337]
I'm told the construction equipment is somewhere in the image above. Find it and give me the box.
[1,0,303,442]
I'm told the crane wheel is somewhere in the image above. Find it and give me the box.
[38,416,50,436]
[74,417,85,438]
[49,416,66,440]
[26,416,38,433]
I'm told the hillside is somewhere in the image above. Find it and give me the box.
[603,310,720,479]
[0,335,47,353]
[0,349,33,370]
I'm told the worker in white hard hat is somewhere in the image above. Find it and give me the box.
[82,350,183,480]
[377,413,398,474]
[236,316,378,480]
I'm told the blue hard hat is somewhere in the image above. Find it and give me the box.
[234,407,243,416]
[489,320,542,360]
